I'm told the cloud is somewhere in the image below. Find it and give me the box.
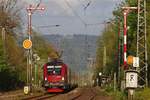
[21,0,81,15]
[21,0,123,35]
[49,0,81,15]
[23,0,39,4]
[55,0,79,7]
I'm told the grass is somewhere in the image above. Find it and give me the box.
[134,88,150,100]
[104,85,150,100]
[104,85,127,100]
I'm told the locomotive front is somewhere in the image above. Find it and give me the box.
[43,60,68,92]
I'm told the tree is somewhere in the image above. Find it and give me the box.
[0,0,24,90]
[0,0,21,29]
[32,30,59,60]
[96,23,118,76]
[96,0,150,86]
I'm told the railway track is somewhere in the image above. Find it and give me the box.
[21,93,60,100]
[0,87,111,100]
[70,88,97,100]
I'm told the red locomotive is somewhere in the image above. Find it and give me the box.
[43,59,76,92]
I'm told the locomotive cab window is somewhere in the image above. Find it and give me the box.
[54,68,61,75]
[47,66,54,75]
[47,65,62,75]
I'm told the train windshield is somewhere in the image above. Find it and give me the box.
[47,66,62,75]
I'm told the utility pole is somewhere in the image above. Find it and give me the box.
[137,0,148,87]
[2,28,6,56]
[117,19,122,88]
[26,3,44,94]
[103,45,106,72]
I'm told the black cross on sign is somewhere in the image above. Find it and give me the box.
[130,75,134,82]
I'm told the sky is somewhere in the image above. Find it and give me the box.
[22,0,122,35]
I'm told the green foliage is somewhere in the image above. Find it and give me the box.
[0,0,26,91]
[110,90,126,100]
[32,31,59,59]
[0,36,7,71]
[6,34,26,80]
[0,68,21,91]
[0,33,26,90]
[135,88,150,100]
[96,0,150,85]
[0,0,21,29]
[0,0,58,91]
[96,23,118,76]
[105,85,114,92]
[0,36,25,90]
[105,85,127,100]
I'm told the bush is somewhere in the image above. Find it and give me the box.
[105,85,114,92]
[105,85,127,100]
[0,68,24,91]
[110,90,126,100]
[135,88,150,100]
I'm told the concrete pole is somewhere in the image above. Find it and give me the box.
[114,72,116,91]
[2,28,6,56]
[34,62,38,86]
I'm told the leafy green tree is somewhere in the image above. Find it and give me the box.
[96,23,118,77]
[0,0,24,90]
[32,31,59,60]
[96,0,150,86]
[0,35,7,71]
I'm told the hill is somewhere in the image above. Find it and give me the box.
[43,34,98,72]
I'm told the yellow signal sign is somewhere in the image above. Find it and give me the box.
[127,55,134,65]
[23,39,32,49]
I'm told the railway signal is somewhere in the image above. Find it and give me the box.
[133,57,139,68]
[23,39,32,49]
[120,0,148,99]
[127,56,134,65]
[24,2,45,94]
[125,70,138,100]
[122,6,138,70]
[127,56,139,68]
[121,0,148,87]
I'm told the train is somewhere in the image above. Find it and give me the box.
[43,59,77,93]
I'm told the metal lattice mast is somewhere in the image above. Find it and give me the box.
[137,0,148,86]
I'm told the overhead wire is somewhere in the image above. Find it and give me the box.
[32,0,42,13]
[36,25,61,28]
[64,0,87,26]
[64,0,100,27]
[83,0,92,11]
[64,0,107,36]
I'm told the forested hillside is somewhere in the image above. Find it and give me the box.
[44,34,98,72]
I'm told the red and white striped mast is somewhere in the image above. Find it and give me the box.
[123,10,128,69]
[122,7,137,69]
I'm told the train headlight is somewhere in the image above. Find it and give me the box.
[45,77,47,81]
[62,77,64,81]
